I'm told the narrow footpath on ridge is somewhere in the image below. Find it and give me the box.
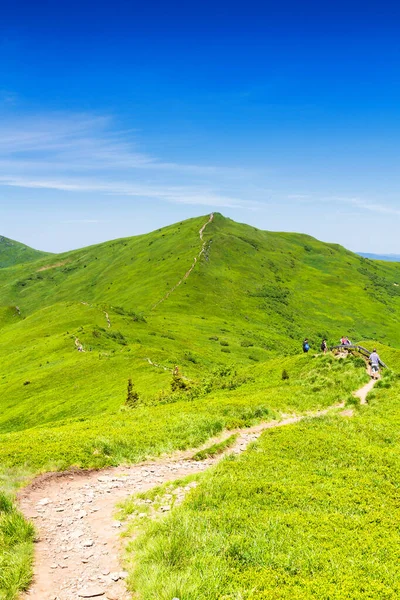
[18,375,377,600]
[151,213,214,310]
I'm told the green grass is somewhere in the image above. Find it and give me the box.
[0,354,368,472]
[191,434,239,461]
[0,213,399,598]
[126,366,400,599]
[117,473,202,525]
[0,236,49,270]
[0,354,367,599]
[0,493,34,600]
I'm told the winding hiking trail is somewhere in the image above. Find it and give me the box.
[339,377,377,417]
[18,376,376,600]
[152,213,214,310]
[354,378,376,404]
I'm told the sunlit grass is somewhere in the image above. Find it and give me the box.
[127,367,400,599]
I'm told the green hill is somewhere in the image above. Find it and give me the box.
[0,212,400,437]
[1,213,400,599]
[0,236,50,269]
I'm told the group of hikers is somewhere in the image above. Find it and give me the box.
[302,338,329,354]
[302,337,381,380]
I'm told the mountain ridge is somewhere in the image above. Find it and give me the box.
[0,235,51,269]
[358,251,400,262]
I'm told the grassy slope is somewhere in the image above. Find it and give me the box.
[0,214,400,598]
[0,354,368,472]
[0,213,399,440]
[0,494,34,600]
[127,360,400,600]
[0,236,49,269]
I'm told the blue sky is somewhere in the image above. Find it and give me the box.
[1,1,400,253]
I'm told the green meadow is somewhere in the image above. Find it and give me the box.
[0,213,400,598]
[126,366,400,599]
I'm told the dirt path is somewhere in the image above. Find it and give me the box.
[152,213,214,310]
[145,357,171,372]
[18,377,375,600]
[17,410,319,600]
[74,338,85,353]
[354,378,376,405]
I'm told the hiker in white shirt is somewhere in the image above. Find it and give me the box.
[369,349,381,380]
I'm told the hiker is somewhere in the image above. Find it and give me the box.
[345,337,352,346]
[369,349,381,380]
[320,339,327,354]
[303,338,310,353]
[340,336,346,345]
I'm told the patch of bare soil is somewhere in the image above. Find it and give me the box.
[37,261,69,272]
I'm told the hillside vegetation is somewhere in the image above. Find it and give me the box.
[0,213,399,437]
[126,361,400,599]
[0,236,49,269]
[0,214,399,598]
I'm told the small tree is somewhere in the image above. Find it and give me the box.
[126,378,139,407]
[281,369,289,380]
[171,366,187,392]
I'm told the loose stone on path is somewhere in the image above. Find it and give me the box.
[18,386,376,600]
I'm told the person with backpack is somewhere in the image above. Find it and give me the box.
[369,349,381,380]
[320,339,327,354]
[303,338,310,353]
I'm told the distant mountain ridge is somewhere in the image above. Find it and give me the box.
[1,213,400,354]
[0,235,51,268]
[358,252,400,262]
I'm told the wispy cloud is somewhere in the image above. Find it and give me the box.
[0,174,253,209]
[0,112,257,209]
[323,196,400,217]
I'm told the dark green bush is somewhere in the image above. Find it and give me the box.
[126,379,139,408]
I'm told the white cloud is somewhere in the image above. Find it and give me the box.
[0,174,256,209]
[0,112,258,209]
[324,196,400,217]
[0,112,240,175]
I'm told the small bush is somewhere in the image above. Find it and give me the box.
[221,348,231,353]
[241,340,254,347]
[345,395,360,407]
[126,379,139,408]
[220,341,229,347]
[351,356,366,368]
[376,379,391,389]
[171,367,187,391]
[282,369,289,380]
[185,353,198,364]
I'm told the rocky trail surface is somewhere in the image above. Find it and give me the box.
[18,376,376,600]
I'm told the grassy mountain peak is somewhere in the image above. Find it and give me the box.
[0,235,50,269]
